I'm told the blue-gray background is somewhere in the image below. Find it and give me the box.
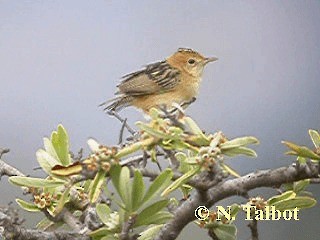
[0,1,319,239]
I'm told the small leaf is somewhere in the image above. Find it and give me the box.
[176,152,192,173]
[135,200,169,227]
[87,138,101,152]
[51,162,83,176]
[132,170,145,211]
[135,211,172,227]
[101,235,118,240]
[16,199,40,212]
[53,187,71,216]
[119,166,132,210]
[43,137,59,160]
[183,117,204,135]
[273,196,316,211]
[180,184,193,199]
[136,122,170,139]
[212,223,237,240]
[138,224,163,240]
[89,169,106,203]
[51,124,71,166]
[282,141,320,160]
[9,176,65,188]
[36,218,59,230]
[220,136,259,150]
[222,147,257,158]
[268,191,296,206]
[110,165,122,197]
[293,179,310,193]
[142,169,173,205]
[96,203,111,225]
[309,129,320,148]
[161,167,199,197]
[221,163,241,178]
[89,227,113,239]
[229,204,241,219]
[36,149,60,175]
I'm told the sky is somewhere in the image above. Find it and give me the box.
[0,1,320,239]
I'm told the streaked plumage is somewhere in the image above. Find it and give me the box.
[102,48,217,112]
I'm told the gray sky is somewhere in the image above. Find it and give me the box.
[0,1,319,239]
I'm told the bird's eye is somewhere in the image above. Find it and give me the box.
[188,59,195,65]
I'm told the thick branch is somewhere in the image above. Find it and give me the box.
[155,162,319,240]
[0,159,24,178]
[0,210,90,240]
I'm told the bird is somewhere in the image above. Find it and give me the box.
[101,48,218,113]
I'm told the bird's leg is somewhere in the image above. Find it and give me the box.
[180,97,197,109]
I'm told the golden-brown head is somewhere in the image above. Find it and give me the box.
[167,48,218,78]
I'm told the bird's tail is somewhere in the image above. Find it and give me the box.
[99,95,134,112]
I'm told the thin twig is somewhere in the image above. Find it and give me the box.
[107,110,136,135]
[118,118,128,144]
[0,148,10,159]
[248,219,259,240]
[119,215,136,240]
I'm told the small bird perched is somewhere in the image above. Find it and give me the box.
[102,48,218,113]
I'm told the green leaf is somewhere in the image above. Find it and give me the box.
[161,167,199,197]
[212,223,237,240]
[36,149,60,175]
[51,124,71,166]
[110,166,133,211]
[136,122,171,139]
[119,166,132,210]
[268,191,296,206]
[273,196,317,211]
[229,204,241,220]
[9,176,65,188]
[89,169,106,203]
[221,163,241,178]
[180,184,193,199]
[132,170,145,211]
[87,138,101,152]
[293,179,310,193]
[183,117,204,135]
[220,136,259,150]
[101,235,118,240]
[43,137,59,160]
[89,227,114,239]
[96,203,111,225]
[135,211,172,227]
[110,165,122,197]
[309,129,320,148]
[222,147,257,158]
[138,224,163,240]
[36,218,56,230]
[142,169,173,205]
[282,141,320,160]
[16,199,40,212]
[176,152,192,173]
[53,187,71,216]
[135,200,169,227]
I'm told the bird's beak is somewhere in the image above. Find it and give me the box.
[204,57,218,64]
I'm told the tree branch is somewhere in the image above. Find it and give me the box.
[248,219,259,240]
[0,208,90,240]
[155,162,319,240]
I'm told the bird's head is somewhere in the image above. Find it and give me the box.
[167,48,218,78]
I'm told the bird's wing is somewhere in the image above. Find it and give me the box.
[117,61,181,95]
